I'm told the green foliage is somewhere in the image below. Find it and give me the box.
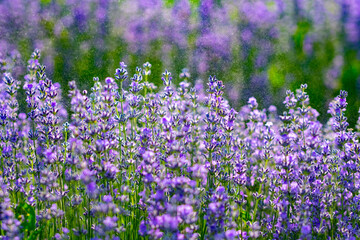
[189,0,201,7]
[268,19,339,123]
[293,20,312,54]
[268,63,285,88]
[15,203,37,238]
[40,0,52,6]
[341,50,360,127]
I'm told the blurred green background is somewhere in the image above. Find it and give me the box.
[0,0,359,125]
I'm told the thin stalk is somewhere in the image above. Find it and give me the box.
[252,158,269,223]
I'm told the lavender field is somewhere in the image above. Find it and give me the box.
[1,0,360,239]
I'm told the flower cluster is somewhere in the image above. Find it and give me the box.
[1,50,360,239]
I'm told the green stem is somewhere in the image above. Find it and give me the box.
[144,74,148,97]
[252,158,269,223]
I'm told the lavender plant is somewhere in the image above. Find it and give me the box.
[1,50,360,239]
